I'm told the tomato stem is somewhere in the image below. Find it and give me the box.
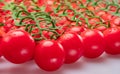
[115,7,120,14]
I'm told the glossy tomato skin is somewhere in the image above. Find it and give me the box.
[34,40,65,71]
[101,12,113,21]
[0,30,35,64]
[110,16,120,27]
[58,33,83,64]
[37,0,47,6]
[0,27,6,57]
[81,29,105,58]
[0,51,1,57]
[103,27,120,55]
[66,26,85,34]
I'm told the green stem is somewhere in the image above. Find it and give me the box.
[115,7,120,14]
[54,4,61,13]
[92,0,102,6]
[105,3,119,10]
[19,16,34,25]
[31,13,42,35]
[84,18,91,28]
[25,24,34,33]
[79,0,86,8]
[16,10,30,17]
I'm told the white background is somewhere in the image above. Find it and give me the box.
[0,53,120,74]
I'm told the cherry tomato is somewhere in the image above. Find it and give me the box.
[66,26,85,34]
[4,19,14,33]
[109,6,117,12]
[81,29,105,58]
[81,0,86,3]
[101,12,113,22]
[14,0,23,3]
[0,51,1,57]
[95,25,107,32]
[0,37,2,57]
[34,40,65,71]
[0,2,4,8]
[0,30,35,64]
[96,11,106,17]
[103,27,120,55]
[0,27,6,57]
[110,16,120,27]
[58,33,83,64]
[37,0,47,6]
[88,18,100,26]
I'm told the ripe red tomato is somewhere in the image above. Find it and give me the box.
[101,12,113,22]
[0,27,6,57]
[0,2,4,8]
[14,0,23,3]
[66,26,85,34]
[0,51,1,57]
[110,16,120,27]
[88,18,100,26]
[95,25,107,32]
[0,30,35,64]
[34,40,65,71]
[0,37,2,57]
[103,27,120,55]
[3,19,14,33]
[37,0,47,6]
[81,0,86,3]
[81,29,105,58]
[4,0,13,2]
[58,33,83,64]
[96,11,106,17]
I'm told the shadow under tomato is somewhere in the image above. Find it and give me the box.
[63,58,85,70]
[1,53,119,74]
[104,54,120,59]
[0,59,66,74]
[82,53,108,64]
[0,57,6,63]
[0,57,86,74]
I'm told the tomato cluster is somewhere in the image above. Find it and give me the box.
[0,0,120,71]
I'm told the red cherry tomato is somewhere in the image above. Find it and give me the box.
[81,29,105,58]
[34,40,65,71]
[0,2,4,8]
[101,12,113,21]
[0,30,35,64]
[3,19,14,33]
[0,37,2,57]
[66,26,85,34]
[95,25,107,32]
[0,51,1,57]
[103,27,120,55]
[58,33,83,64]
[96,11,106,17]
[88,18,100,26]
[110,16,120,27]
[14,0,23,3]
[0,27,6,57]
[37,0,47,6]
